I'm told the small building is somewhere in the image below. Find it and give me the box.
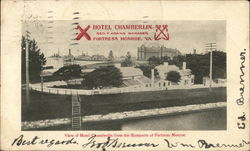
[214,78,226,84]
[155,62,179,79]
[66,78,83,85]
[203,77,226,86]
[40,68,58,77]
[155,62,195,86]
[122,79,142,88]
[135,76,152,87]
[178,69,195,85]
[154,79,170,88]
[203,77,211,86]
[178,62,195,86]
[115,63,152,88]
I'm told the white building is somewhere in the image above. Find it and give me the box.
[155,62,179,79]
[155,62,195,87]
[203,77,226,86]
[116,61,194,89]
[114,63,151,88]
[178,62,195,86]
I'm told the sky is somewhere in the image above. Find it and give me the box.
[22,20,226,57]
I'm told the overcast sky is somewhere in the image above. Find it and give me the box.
[22,20,226,57]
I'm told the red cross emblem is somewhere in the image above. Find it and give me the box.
[154,25,169,40]
[76,25,91,40]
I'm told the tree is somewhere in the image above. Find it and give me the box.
[211,51,226,79]
[82,66,123,89]
[53,64,82,81]
[185,54,209,84]
[148,56,173,67]
[136,65,159,78]
[170,55,186,68]
[21,36,46,83]
[121,51,133,67]
[166,71,181,83]
[161,56,172,63]
[167,51,226,84]
[107,50,114,62]
[185,51,226,83]
[148,56,162,66]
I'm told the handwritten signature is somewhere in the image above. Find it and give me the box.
[164,139,249,149]
[11,134,249,149]
[236,49,246,105]
[81,135,158,149]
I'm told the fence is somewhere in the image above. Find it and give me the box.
[29,81,226,96]
[30,85,92,95]
[30,84,163,95]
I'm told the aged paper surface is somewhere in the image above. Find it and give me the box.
[1,0,249,150]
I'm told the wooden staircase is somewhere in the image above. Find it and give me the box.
[72,94,82,130]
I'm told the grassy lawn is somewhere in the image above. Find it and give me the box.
[22,87,226,121]
[81,87,226,115]
[22,91,72,121]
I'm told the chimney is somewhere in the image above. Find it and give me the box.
[151,69,154,87]
[69,49,71,56]
[183,62,186,70]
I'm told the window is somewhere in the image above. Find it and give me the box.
[163,82,166,87]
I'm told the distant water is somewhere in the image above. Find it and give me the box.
[46,58,103,69]
[121,108,226,130]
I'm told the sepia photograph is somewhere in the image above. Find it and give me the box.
[21,20,227,131]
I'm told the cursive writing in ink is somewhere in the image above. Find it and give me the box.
[164,139,195,148]
[11,134,78,148]
[82,135,159,149]
[236,49,246,105]
[198,139,250,148]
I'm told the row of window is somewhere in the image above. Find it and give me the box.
[145,81,171,87]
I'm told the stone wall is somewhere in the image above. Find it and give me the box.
[22,102,226,130]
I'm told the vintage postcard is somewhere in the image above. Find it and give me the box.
[1,0,249,150]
